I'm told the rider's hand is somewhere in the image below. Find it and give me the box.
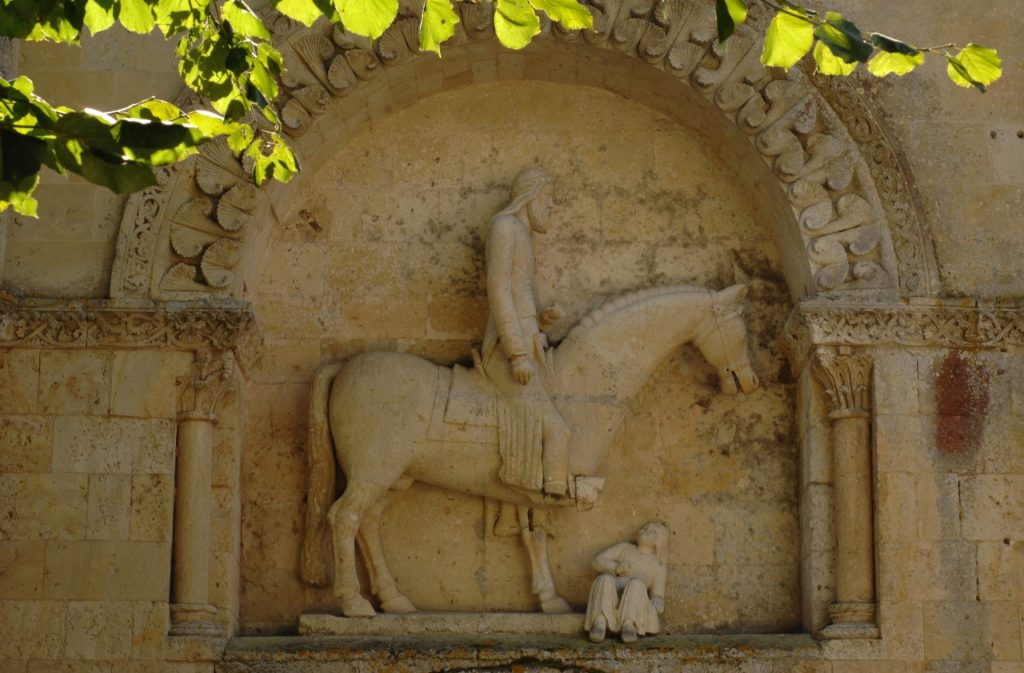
[512,356,535,384]
[652,596,665,614]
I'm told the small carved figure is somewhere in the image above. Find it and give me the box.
[585,521,669,643]
[481,166,574,497]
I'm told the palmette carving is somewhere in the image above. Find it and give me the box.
[811,347,872,416]
[111,0,934,301]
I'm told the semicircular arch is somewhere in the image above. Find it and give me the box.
[110,0,936,304]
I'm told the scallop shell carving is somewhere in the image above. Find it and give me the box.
[376,18,419,65]
[170,225,221,258]
[200,239,242,288]
[459,2,494,40]
[333,26,373,51]
[291,34,334,86]
[293,85,331,115]
[664,41,704,78]
[344,49,381,80]
[160,263,208,293]
[327,55,357,95]
[217,183,260,233]
[282,97,313,136]
[196,138,247,196]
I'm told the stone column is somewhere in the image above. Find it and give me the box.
[170,351,233,637]
[812,347,880,639]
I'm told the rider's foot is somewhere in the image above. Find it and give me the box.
[621,619,638,643]
[588,616,607,643]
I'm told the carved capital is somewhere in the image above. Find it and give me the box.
[812,347,872,418]
[179,350,235,421]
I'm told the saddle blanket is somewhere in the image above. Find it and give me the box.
[427,364,497,444]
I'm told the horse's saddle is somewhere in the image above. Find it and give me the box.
[427,364,498,444]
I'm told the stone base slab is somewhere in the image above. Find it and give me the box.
[298,612,586,637]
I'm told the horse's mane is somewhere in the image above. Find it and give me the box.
[564,284,709,340]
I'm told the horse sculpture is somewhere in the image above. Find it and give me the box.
[299,283,759,617]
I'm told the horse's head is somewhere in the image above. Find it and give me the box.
[693,284,760,395]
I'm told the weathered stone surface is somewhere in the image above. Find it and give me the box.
[109,351,190,418]
[0,541,45,599]
[0,600,64,659]
[0,416,52,472]
[0,349,40,413]
[43,540,170,600]
[52,416,175,475]
[0,473,88,540]
[299,612,585,636]
[39,351,111,415]
[130,474,173,542]
[64,600,133,660]
[86,474,131,540]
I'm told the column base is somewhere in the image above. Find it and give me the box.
[170,603,223,637]
[819,602,879,639]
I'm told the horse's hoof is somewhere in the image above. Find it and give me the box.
[540,596,573,614]
[341,596,376,618]
[380,595,416,613]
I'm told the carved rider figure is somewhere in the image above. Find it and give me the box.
[481,166,573,497]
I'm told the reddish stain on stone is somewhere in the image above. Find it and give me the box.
[935,351,989,454]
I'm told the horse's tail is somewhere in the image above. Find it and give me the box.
[299,361,344,587]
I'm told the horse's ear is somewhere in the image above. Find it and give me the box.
[720,284,748,304]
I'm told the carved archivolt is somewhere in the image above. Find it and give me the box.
[110,0,935,302]
[0,298,257,352]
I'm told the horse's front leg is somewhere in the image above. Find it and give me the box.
[518,506,572,613]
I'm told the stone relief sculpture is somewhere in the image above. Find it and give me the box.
[299,168,760,618]
[585,521,669,643]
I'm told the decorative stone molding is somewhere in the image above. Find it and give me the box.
[0,297,258,353]
[784,299,1024,367]
[110,0,936,303]
[811,347,878,640]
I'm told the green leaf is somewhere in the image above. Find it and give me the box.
[870,33,918,55]
[761,9,813,70]
[494,0,540,49]
[868,50,923,77]
[528,0,592,30]
[84,0,117,34]
[946,43,1002,92]
[118,0,157,34]
[1,129,47,184]
[813,40,857,76]
[419,0,459,55]
[223,0,272,40]
[123,99,184,122]
[715,0,747,43]
[272,0,324,26]
[186,110,235,137]
[813,11,872,63]
[334,0,398,39]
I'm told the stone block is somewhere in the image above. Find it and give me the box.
[38,351,111,415]
[977,540,1024,601]
[0,600,64,659]
[0,349,40,413]
[801,483,835,553]
[53,416,175,475]
[43,540,170,601]
[873,350,921,416]
[132,600,170,660]
[0,541,45,599]
[210,486,239,555]
[874,414,928,475]
[876,544,930,603]
[64,600,132,660]
[923,600,1022,661]
[86,474,131,540]
[130,474,173,542]
[801,424,831,485]
[0,473,88,540]
[876,599,924,661]
[917,472,961,540]
[210,549,240,630]
[876,471,918,544]
[27,661,113,673]
[960,474,1024,541]
[0,416,53,472]
[109,351,189,419]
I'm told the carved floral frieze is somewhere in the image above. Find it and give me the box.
[0,298,257,353]
[110,0,934,302]
[785,300,1024,367]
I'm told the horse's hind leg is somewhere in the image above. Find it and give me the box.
[357,486,416,613]
[328,479,385,617]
